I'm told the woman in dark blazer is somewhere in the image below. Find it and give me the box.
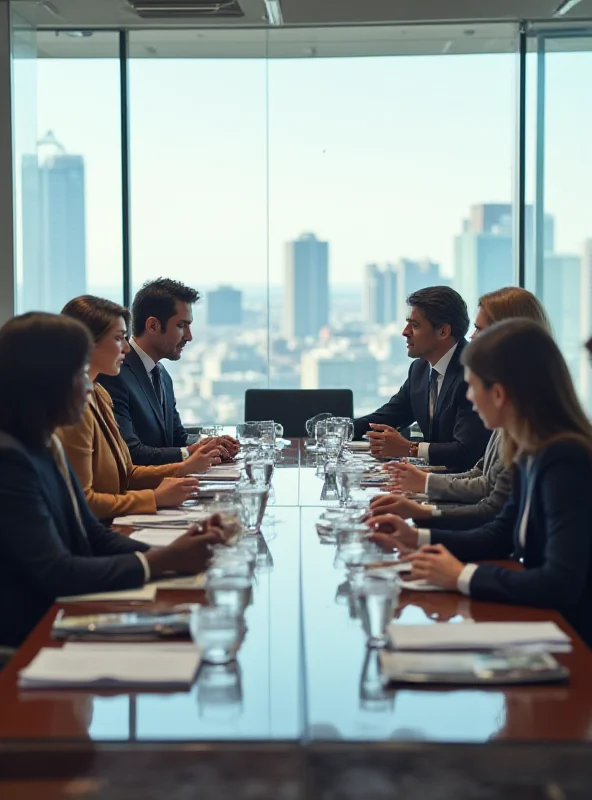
[0,313,223,649]
[371,318,592,646]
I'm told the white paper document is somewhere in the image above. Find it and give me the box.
[130,528,185,547]
[58,585,157,603]
[112,509,210,528]
[18,642,200,689]
[399,578,448,591]
[191,465,241,481]
[389,621,571,652]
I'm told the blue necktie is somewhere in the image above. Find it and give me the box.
[151,364,164,409]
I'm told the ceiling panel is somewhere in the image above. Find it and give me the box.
[9,0,592,29]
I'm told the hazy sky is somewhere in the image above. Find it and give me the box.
[12,45,592,293]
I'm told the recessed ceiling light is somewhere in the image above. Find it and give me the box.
[65,31,94,38]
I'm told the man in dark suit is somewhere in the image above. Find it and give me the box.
[353,286,490,471]
[98,278,203,466]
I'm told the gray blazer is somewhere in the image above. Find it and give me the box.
[423,430,513,530]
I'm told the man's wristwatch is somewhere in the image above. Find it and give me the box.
[408,442,419,458]
[180,447,190,461]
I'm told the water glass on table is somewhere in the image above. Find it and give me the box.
[305,413,333,450]
[352,574,401,648]
[190,606,246,664]
[206,560,253,616]
[237,482,269,533]
[243,454,274,487]
[324,432,343,462]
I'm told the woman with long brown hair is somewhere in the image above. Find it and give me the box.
[369,287,551,530]
[0,313,223,649]
[58,296,227,521]
[371,318,592,646]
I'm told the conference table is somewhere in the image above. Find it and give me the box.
[1,441,592,799]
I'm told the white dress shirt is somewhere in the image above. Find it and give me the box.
[417,342,459,462]
[129,337,157,374]
[418,455,534,596]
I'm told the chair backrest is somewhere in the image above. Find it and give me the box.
[244,389,354,437]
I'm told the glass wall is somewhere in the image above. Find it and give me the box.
[129,25,518,423]
[526,31,592,412]
[128,37,269,425]
[14,32,123,314]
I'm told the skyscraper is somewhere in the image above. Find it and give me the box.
[455,203,556,314]
[543,253,583,394]
[21,130,86,313]
[284,232,329,339]
[364,263,398,324]
[395,258,441,321]
[206,285,243,326]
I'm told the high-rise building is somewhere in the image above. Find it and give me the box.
[364,263,398,324]
[543,253,583,394]
[206,285,243,326]
[394,258,441,321]
[21,130,86,313]
[454,203,555,315]
[284,232,329,339]
[300,345,378,407]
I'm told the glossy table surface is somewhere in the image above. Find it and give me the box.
[1,441,592,751]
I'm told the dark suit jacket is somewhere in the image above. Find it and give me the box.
[353,339,490,471]
[0,432,148,647]
[97,346,189,466]
[431,439,592,647]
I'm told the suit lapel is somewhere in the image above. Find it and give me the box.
[125,347,167,437]
[89,393,129,489]
[434,341,465,420]
[411,363,430,438]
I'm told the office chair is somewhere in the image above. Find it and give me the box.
[244,389,354,437]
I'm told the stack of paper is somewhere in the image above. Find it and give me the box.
[389,621,571,652]
[19,642,200,689]
[58,585,157,603]
[191,465,241,481]
[113,509,210,528]
[347,441,371,452]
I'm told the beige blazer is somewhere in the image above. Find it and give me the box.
[57,383,178,520]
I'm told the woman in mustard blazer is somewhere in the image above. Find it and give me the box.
[58,296,222,521]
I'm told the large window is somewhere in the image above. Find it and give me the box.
[127,25,518,423]
[128,41,268,425]
[14,32,123,314]
[526,32,592,413]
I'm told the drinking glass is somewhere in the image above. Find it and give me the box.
[236,422,262,451]
[306,412,332,438]
[254,420,283,447]
[332,417,355,443]
[237,483,269,532]
[324,432,343,461]
[197,662,243,720]
[206,569,253,616]
[354,575,401,647]
[211,545,256,577]
[190,606,246,664]
[305,413,333,450]
[243,457,274,487]
[200,425,225,439]
[314,419,330,453]
[206,500,242,540]
[336,464,368,504]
